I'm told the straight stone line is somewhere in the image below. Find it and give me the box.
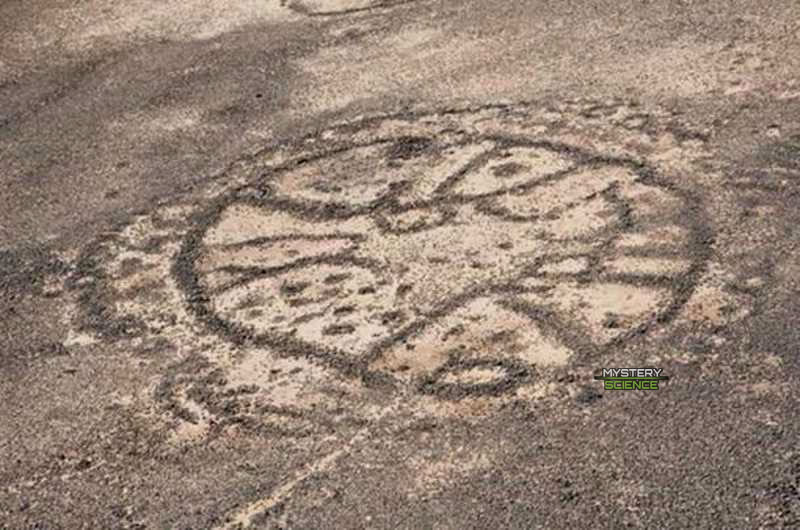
[216,398,400,529]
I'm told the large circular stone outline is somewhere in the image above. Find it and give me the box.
[173,130,712,398]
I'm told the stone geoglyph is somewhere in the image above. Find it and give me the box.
[67,102,711,437]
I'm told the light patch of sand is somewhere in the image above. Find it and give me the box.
[470,115,551,139]
[372,296,572,380]
[199,237,355,273]
[271,141,494,206]
[294,0,378,13]
[404,141,495,201]
[363,208,549,303]
[112,249,169,292]
[378,207,449,232]
[26,0,296,51]
[213,263,405,359]
[272,144,409,205]
[647,132,708,173]
[678,263,752,326]
[439,366,507,385]
[452,147,574,196]
[615,226,688,248]
[111,240,194,338]
[155,204,196,223]
[70,212,203,354]
[380,25,439,50]
[617,179,684,221]
[169,389,212,444]
[407,394,502,419]
[200,269,239,292]
[526,282,670,343]
[516,380,564,401]
[227,354,339,409]
[323,117,476,146]
[540,257,589,274]
[117,214,162,246]
[604,256,691,276]
[680,284,744,326]
[203,204,373,246]
[63,329,99,348]
[536,196,616,239]
[360,201,615,311]
[743,382,780,397]
[488,164,630,217]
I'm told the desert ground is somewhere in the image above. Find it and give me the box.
[2,1,800,528]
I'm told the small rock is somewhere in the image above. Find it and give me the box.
[745,277,765,288]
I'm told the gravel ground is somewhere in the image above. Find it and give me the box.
[2,1,800,528]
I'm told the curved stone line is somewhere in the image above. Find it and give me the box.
[209,252,386,295]
[252,135,486,219]
[155,365,337,438]
[288,0,418,17]
[371,205,459,235]
[252,138,647,225]
[211,98,659,193]
[216,232,369,251]
[203,230,375,294]
[418,356,533,400]
[173,209,394,386]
